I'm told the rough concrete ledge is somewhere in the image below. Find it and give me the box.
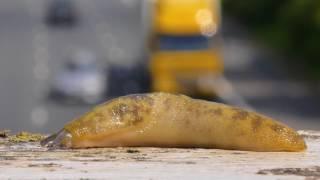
[0,130,319,179]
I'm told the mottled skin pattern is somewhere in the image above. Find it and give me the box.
[42,93,306,152]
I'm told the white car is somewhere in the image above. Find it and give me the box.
[50,52,107,104]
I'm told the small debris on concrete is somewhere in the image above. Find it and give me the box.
[27,163,61,168]
[257,166,320,177]
[0,130,10,138]
[9,131,45,143]
[126,149,140,153]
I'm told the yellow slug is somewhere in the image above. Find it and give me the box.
[41,92,306,152]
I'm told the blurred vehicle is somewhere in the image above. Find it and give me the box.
[147,0,224,97]
[45,0,77,26]
[49,51,106,104]
[106,63,150,98]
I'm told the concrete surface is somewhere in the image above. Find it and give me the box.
[0,130,319,179]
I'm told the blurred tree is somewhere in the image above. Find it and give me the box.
[223,0,320,78]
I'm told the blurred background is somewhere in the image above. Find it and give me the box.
[0,0,319,133]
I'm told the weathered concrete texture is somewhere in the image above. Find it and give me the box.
[0,130,319,179]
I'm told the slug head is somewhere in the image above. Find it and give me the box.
[40,129,73,149]
[41,94,154,149]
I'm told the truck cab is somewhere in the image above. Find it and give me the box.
[148,0,224,96]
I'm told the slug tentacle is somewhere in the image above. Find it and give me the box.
[41,129,73,149]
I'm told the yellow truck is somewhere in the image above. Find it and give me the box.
[148,0,224,96]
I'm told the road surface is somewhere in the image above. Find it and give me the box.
[0,0,319,133]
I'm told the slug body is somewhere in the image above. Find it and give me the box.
[42,93,306,151]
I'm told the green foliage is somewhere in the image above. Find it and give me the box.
[223,0,320,79]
